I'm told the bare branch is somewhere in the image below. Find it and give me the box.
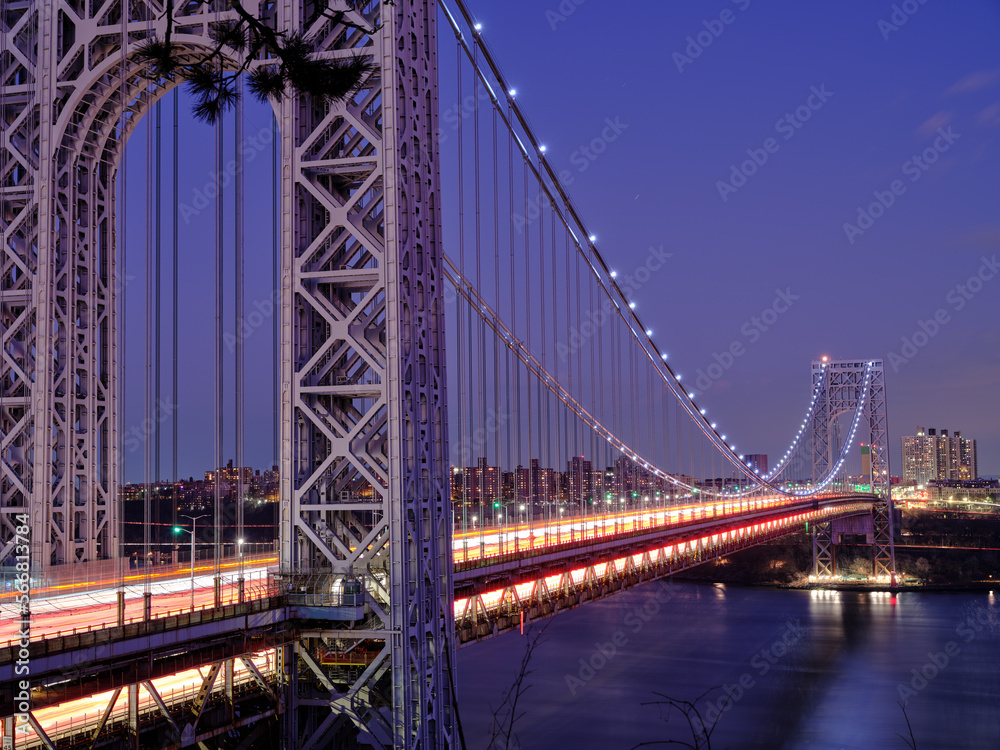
[634,686,731,750]
[487,622,550,750]
[896,700,918,750]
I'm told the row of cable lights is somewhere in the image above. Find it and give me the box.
[468,17,877,527]
[463,10,808,506]
[793,362,874,496]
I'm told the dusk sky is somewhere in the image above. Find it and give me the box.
[468,0,1000,476]
[122,0,999,482]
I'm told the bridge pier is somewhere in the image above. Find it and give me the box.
[812,521,836,578]
[127,683,140,749]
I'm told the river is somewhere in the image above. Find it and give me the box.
[456,581,1000,749]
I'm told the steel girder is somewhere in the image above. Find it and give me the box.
[812,521,835,578]
[455,502,872,643]
[2,0,452,746]
[810,359,894,580]
[276,2,453,748]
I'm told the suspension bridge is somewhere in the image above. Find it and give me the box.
[0,1,895,747]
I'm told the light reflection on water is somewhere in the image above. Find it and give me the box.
[457,581,1000,749]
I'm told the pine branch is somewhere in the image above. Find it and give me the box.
[137,0,376,123]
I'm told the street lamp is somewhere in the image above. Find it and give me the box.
[237,538,245,603]
[173,514,208,611]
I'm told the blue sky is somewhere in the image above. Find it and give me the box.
[121,0,1000,480]
[463,0,1000,476]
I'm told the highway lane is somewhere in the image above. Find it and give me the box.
[0,564,274,645]
[451,496,789,562]
[8,651,277,747]
[1,499,800,644]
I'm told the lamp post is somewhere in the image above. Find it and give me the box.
[174,514,208,611]
[237,537,245,602]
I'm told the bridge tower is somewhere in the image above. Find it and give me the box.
[0,1,453,747]
[810,359,895,582]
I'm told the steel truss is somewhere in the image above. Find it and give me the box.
[1,0,452,747]
[8,656,279,749]
[810,359,895,581]
[456,502,871,643]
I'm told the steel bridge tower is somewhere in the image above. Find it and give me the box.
[0,1,453,747]
[810,359,896,582]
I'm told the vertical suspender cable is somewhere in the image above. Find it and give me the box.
[214,94,224,595]
[144,90,153,606]
[506,99,514,547]
[492,107,501,546]
[455,48,471,556]
[235,72,245,591]
[507,98,518,553]
[538,182,547,545]
[549,204,558,542]
[472,45,484,543]
[115,0,128,602]
[154,100,161,550]
[272,108,279,543]
[172,90,179,562]
[587,246,607,524]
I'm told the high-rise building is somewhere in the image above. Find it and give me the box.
[567,456,593,506]
[901,427,978,484]
[744,454,768,475]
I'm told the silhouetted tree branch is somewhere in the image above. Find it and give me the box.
[632,686,731,750]
[487,622,549,750]
[896,700,918,749]
[137,0,379,122]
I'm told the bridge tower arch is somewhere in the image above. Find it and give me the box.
[810,359,895,582]
[0,1,453,747]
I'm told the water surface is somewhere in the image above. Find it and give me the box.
[457,582,1000,749]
